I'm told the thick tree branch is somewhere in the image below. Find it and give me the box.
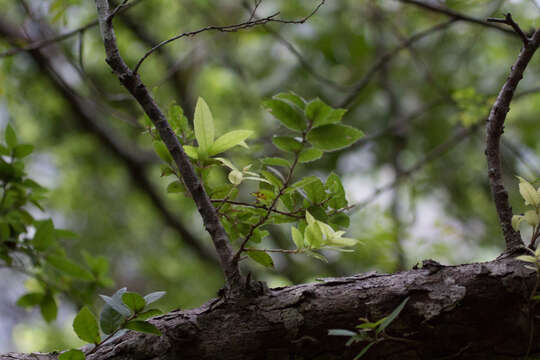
[94,0,243,291]
[1,258,538,359]
[485,24,540,252]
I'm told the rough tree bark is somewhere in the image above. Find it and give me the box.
[1,258,539,359]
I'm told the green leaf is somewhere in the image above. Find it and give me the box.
[291,226,304,249]
[100,288,131,317]
[5,124,17,149]
[209,130,253,156]
[16,292,44,308]
[298,148,323,163]
[135,308,162,320]
[247,251,274,268]
[73,306,100,344]
[304,250,328,262]
[525,210,540,227]
[353,342,376,360]
[512,215,524,231]
[263,99,306,132]
[144,291,166,305]
[55,229,78,239]
[58,349,85,360]
[166,180,185,194]
[40,292,58,323]
[13,144,34,158]
[183,145,199,159]
[153,140,173,164]
[99,304,124,335]
[305,98,347,128]
[303,178,327,204]
[193,97,215,156]
[376,297,409,335]
[518,176,540,207]
[307,124,363,152]
[168,104,188,134]
[305,222,323,248]
[33,219,56,251]
[261,157,291,168]
[261,169,283,189]
[46,255,95,281]
[124,320,161,335]
[0,145,8,156]
[326,173,348,209]
[160,164,175,177]
[273,92,306,110]
[328,329,357,337]
[122,292,146,313]
[272,136,303,153]
[289,176,320,191]
[329,213,350,229]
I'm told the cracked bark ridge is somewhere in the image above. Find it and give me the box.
[486,27,540,252]
[93,0,243,292]
[2,258,540,359]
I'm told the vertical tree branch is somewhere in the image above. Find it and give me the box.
[93,0,243,291]
[485,21,540,252]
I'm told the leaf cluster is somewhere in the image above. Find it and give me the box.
[329,297,409,359]
[0,125,112,322]
[151,93,364,267]
[59,288,166,360]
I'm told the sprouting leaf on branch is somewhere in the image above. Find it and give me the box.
[182,97,254,161]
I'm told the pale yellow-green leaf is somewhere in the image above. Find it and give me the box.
[194,97,215,155]
[183,145,198,159]
[215,157,238,171]
[525,210,540,227]
[304,222,323,248]
[512,215,524,231]
[291,227,304,249]
[328,236,358,247]
[516,255,537,263]
[535,246,540,257]
[209,130,253,156]
[238,140,249,149]
[305,211,316,226]
[243,176,272,184]
[518,177,540,206]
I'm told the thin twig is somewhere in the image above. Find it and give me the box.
[211,199,303,219]
[244,247,300,254]
[107,0,129,22]
[398,0,517,37]
[487,13,529,44]
[247,0,263,22]
[133,0,325,73]
[233,135,305,264]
